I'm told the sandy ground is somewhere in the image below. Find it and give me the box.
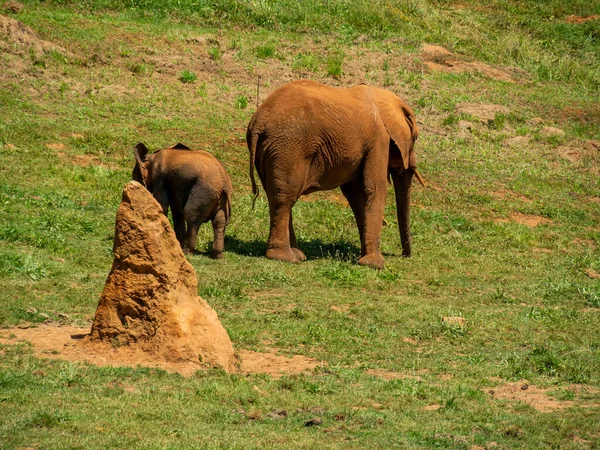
[0,324,321,378]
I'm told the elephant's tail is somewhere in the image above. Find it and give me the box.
[224,189,232,224]
[246,127,260,209]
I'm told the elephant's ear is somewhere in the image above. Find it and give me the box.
[169,143,191,150]
[373,89,419,170]
[133,143,150,186]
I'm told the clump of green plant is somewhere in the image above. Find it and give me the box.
[492,287,518,304]
[235,95,248,109]
[128,62,151,75]
[326,52,344,79]
[292,53,319,73]
[179,69,197,83]
[490,113,506,130]
[208,45,221,61]
[580,287,600,307]
[197,82,208,97]
[255,43,276,59]
[442,114,460,126]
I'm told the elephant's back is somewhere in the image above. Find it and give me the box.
[253,80,369,135]
[260,80,361,109]
[156,149,229,184]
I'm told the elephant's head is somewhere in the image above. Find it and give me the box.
[132,142,191,190]
[372,88,420,257]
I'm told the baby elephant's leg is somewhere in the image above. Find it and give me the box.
[211,209,227,259]
[183,186,215,255]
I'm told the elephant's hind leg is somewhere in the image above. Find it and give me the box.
[210,209,227,259]
[341,181,366,249]
[171,209,187,250]
[289,211,306,261]
[266,197,301,263]
[183,188,215,255]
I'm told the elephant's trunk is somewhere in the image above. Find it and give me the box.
[393,169,413,257]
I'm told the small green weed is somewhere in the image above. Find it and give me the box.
[326,52,344,78]
[492,288,517,304]
[179,69,198,83]
[292,53,319,73]
[208,46,221,61]
[255,43,276,59]
[25,411,72,428]
[235,95,248,109]
[490,113,506,130]
[317,261,366,286]
[548,388,575,401]
[579,287,600,307]
[57,362,82,387]
[197,82,208,97]
[128,62,151,75]
[529,345,561,376]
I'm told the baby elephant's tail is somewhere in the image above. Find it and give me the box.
[224,188,232,225]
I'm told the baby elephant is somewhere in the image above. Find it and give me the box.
[133,142,233,259]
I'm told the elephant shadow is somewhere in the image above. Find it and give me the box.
[224,235,361,262]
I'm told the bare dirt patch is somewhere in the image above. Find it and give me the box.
[564,15,600,24]
[497,213,551,228]
[572,238,596,248]
[511,213,551,227]
[365,368,422,381]
[0,14,68,56]
[54,150,119,170]
[45,142,66,150]
[330,304,351,314]
[423,404,442,411]
[0,325,321,378]
[504,135,530,148]
[301,189,348,206]
[419,43,519,83]
[488,381,600,412]
[456,102,510,124]
[238,349,321,378]
[585,268,600,279]
[557,146,581,163]
[2,1,24,14]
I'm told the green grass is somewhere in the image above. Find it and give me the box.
[179,69,198,83]
[1,0,600,448]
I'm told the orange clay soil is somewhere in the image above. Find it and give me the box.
[0,325,321,378]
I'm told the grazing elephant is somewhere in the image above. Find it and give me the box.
[133,142,233,259]
[246,80,422,269]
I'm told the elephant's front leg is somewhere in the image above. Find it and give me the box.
[356,161,387,270]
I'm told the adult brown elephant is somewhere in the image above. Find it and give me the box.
[246,80,421,269]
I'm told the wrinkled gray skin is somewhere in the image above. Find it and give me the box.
[133,143,233,259]
[247,80,419,269]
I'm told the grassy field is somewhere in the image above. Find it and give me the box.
[1,0,599,448]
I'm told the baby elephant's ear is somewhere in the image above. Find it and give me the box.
[134,142,149,163]
[133,143,150,186]
[169,143,191,150]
